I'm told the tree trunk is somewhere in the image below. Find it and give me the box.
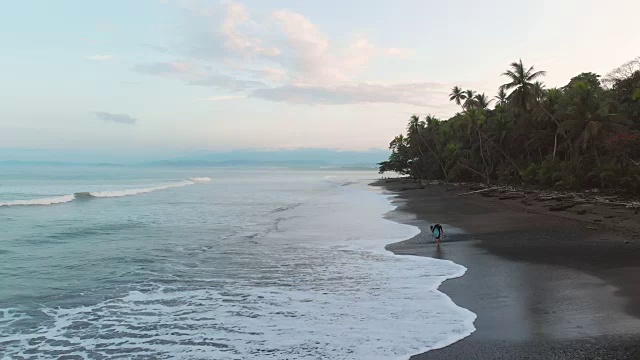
[477,128,490,184]
[553,129,559,159]
[410,160,423,181]
[471,122,522,179]
[538,102,561,160]
[417,131,449,181]
[457,161,489,183]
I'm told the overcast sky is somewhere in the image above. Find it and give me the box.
[1,0,638,156]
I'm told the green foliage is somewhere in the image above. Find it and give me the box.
[379,58,640,194]
[586,164,617,189]
[521,163,539,185]
[619,169,640,195]
[565,72,602,91]
[552,160,586,189]
[536,157,561,187]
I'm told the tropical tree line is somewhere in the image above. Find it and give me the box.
[379,58,640,194]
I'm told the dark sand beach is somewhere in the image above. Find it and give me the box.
[374,179,640,359]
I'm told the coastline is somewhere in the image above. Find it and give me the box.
[373,178,640,359]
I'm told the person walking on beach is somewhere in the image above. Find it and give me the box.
[430,224,444,245]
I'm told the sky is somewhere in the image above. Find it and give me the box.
[1,0,639,160]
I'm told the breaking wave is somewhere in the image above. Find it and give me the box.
[88,180,194,198]
[0,195,76,207]
[188,177,212,183]
[0,177,212,207]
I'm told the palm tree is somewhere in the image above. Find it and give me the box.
[532,81,547,103]
[559,82,629,161]
[534,88,563,158]
[406,116,425,155]
[474,93,493,110]
[500,59,546,112]
[489,109,512,146]
[423,115,449,180]
[461,108,491,183]
[406,115,426,179]
[407,115,449,180]
[407,115,424,136]
[463,89,477,109]
[449,86,467,107]
[495,88,508,106]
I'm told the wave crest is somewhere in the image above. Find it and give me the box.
[0,195,76,207]
[89,181,193,198]
[0,177,211,207]
[73,192,95,200]
[189,177,212,183]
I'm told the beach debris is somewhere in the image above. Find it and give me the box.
[428,180,640,216]
[421,180,444,186]
[457,186,501,196]
[549,202,577,211]
[498,192,527,200]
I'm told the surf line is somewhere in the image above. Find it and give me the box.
[0,177,212,207]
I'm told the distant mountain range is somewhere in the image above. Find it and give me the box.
[0,149,389,169]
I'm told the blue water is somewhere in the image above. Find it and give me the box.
[0,166,475,359]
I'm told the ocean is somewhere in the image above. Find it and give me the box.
[0,166,475,359]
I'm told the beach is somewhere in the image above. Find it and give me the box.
[374,179,640,359]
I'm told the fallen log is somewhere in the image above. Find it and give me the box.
[456,187,502,196]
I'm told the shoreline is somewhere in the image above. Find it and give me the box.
[373,178,640,359]
[365,185,478,359]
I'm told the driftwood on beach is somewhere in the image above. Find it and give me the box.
[385,178,640,213]
[456,187,501,196]
[424,179,640,211]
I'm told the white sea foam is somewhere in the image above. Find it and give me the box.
[0,194,76,207]
[0,174,475,359]
[0,177,211,206]
[88,180,194,198]
[189,177,212,183]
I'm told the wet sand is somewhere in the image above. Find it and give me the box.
[374,179,640,359]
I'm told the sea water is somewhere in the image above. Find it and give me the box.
[0,166,475,359]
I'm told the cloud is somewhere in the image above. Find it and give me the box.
[271,9,334,83]
[251,82,452,107]
[221,1,280,57]
[179,0,278,60]
[131,60,265,92]
[132,62,190,75]
[177,2,401,84]
[94,111,138,125]
[258,67,288,83]
[189,74,265,91]
[85,55,113,61]
[270,11,413,85]
[203,95,246,101]
[142,1,426,106]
